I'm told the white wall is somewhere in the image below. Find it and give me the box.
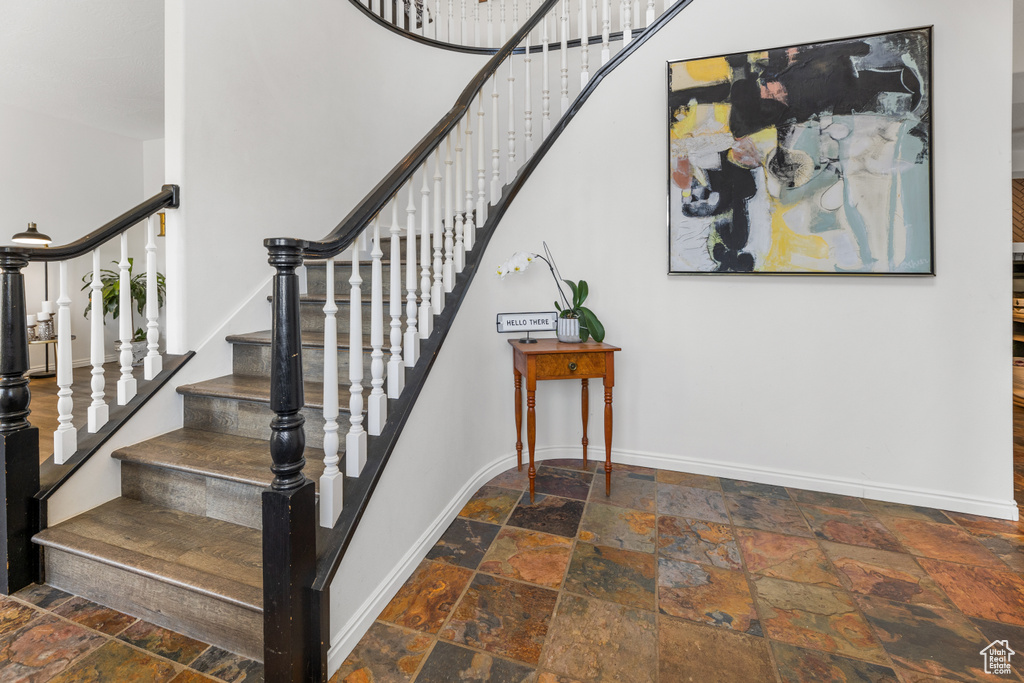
[0,103,144,369]
[165,0,489,355]
[325,0,1015,672]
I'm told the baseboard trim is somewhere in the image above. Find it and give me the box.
[535,444,1019,521]
[326,452,519,676]
[324,442,1018,676]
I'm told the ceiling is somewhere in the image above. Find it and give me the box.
[0,0,163,141]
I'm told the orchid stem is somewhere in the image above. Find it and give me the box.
[534,253,572,311]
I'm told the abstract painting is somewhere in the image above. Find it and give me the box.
[667,28,932,274]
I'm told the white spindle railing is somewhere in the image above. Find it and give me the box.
[491,77,501,203]
[144,215,162,380]
[506,54,517,182]
[320,257,343,527]
[454,121,465,274]
[404,183,419,365]
[477,91,488,226]
[464,113,476,253]
[387,202,404,397]
[346,246,367,477]
[53,261,75,464]
[117,233,136,405]
[432,149,445,314]
[419,165,434,337]
[443,135,455,292]
[560,0,569,113]
[87,249,108,433]
[622,0,632,45]
[367,217,387,434]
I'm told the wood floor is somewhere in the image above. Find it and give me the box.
[28,361,122,462]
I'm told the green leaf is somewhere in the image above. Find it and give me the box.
[554,301,562,312]
[577,280,588,307]
[578,306,605,342]
[563,279,578,308]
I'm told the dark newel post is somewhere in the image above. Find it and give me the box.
[262,239,317,682]
[0,251,40,594]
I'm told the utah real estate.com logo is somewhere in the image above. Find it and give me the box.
[981,640,1015,676]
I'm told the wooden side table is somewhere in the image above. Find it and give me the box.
[510,338,621,502]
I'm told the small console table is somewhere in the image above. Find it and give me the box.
[510,338,621,502]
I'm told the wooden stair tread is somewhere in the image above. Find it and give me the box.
[113,428,326,489]
[34,498,262,611]
[177,374,330,409]
[227,329,355,350]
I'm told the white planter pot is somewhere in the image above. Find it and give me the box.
[556,317,582,343]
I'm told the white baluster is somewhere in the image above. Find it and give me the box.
[53,260,76,464]
[347,246,367,478]
[645,0,655,27]
[542,14,552,137]
[622,0,632,45]
[477,91,488,225]
[524,36,534,159]
[507,55,516,182]
[320,256,343,527]
[560,0,569,113]
[408,0,416,32]
[464,114,476,252]
[444,135,455,292]
[87,249,108,433]
[404,184,419,365]
[454,121,465,273]
[419,165,433,337]
[601,0,610,64]
[387,202,404,398]
[512,0,519,33]
[368,217,387,435]
[384,0,392,24]
[460,0,467,45]
[580,0,590,87]
[448,0,453,41]
[432,149,445,314]
[491,76,501,203]
[591,0,598,36]
[487,0,494,47]
[117,232,136,404]
[474,0,481,46]
[435,0,441,38]
[499,0,507,43]
[144,215,162,380]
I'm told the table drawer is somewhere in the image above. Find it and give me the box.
[534,352,606,379]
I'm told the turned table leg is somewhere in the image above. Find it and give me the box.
[604,384,613,496]
[581,378,589,468]
[527,387,537,502]
[514,370,523,470]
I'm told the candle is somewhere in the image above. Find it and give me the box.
[37,312,50,321]
[41,300,54,314]
[26,315,36,326]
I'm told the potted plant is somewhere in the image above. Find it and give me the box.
[81,258,166,365]
[496,243,605,343]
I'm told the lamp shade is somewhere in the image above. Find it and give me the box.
[11,222,52,245]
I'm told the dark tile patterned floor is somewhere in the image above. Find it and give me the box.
[335,458,1024,682]
[0,583,263,682]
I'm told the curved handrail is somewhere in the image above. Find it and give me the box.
[0,185,180,262]
[264,0,557,259]
[311,0,697,592]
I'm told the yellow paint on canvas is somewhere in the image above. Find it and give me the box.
[763,199,829,271]
[670,57,730,91]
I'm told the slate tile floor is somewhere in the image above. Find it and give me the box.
[335,460,1024,682]
[0,583,263,682]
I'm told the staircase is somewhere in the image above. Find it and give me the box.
[32,257,397,659]
[19,0,693,675]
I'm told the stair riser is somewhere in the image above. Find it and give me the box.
[306,262,398,299]
[232,343,375,384]
[184,394,361,453]
[121,462,265,530]
[45,548,262,660]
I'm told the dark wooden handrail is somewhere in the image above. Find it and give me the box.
[264,0,557,260]
[0,185,179,262]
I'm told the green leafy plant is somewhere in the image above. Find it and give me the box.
[80,258,166,342]
[495,243,606,342]
[555,279,605,342]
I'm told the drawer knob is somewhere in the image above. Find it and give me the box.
[568,362,578,371]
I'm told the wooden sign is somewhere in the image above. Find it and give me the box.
[496,312,558,333]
